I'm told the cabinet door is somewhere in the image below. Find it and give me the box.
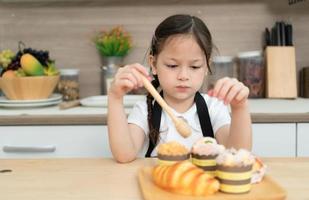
[252,123,296,157]
[0,126,112,158]
[297,123,309,157]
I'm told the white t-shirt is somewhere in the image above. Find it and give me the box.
[127,93,231,157]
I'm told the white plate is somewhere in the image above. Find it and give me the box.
[0,93,62,104]
[0,99,62,108]
[80,95,146,107]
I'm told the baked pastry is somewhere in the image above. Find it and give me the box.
[152,161,220,196]
[216,148,255,194]
[156,141,190,165]
[191,137,225,176]
[251,156,267,184]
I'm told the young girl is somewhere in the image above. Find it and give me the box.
[108,14,252,163]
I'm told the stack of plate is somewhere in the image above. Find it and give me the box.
[0,93,62,108]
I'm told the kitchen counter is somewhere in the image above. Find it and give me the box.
[1,98,309,125]
[0,158,308,200]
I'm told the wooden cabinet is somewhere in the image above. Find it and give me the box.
[0,125,112,158]
[252,123,296,157]
[297,123,309,157]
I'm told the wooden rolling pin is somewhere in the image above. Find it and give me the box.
[59,100,80,110]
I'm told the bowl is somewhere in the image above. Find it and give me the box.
[0,75,60,100]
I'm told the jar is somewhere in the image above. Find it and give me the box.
[57,69,80,101]
[203,56,234,91]
[237,51,265,98]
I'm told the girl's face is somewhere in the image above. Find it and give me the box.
[150,34,208,104]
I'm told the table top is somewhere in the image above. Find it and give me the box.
[0,158,309,200]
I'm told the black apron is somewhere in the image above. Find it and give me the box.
[145,92,214,157]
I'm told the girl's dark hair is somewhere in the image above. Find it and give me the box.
[147,14,213,147]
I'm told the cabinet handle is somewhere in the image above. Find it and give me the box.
[3,145,56,153]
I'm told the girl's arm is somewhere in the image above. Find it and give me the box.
[107,64,149,163]
[211,77,252,150]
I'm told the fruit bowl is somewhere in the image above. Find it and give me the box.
[0,75,59,100]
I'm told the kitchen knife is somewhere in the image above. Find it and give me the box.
[271,26,276,46]
[276,22,281,46]
[285,23,293,46]
[280,21,286,46]
[265,28,271,47]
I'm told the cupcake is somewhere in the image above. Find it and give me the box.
[251,156,267,184]
[191,137,225,176]
[156,141,190,166]
[216,148,255,194]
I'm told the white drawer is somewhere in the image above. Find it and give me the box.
[297,123,309,157]
[0,125,112,158]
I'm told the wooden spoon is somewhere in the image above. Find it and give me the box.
[139,75,191,138]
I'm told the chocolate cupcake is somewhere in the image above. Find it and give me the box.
[215,148,255,194]
[191,137,225,176]
[156,141,190,166]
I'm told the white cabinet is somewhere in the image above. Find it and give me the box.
[0,125,112,158]
[252,123,296,157]
[297,123,309,157]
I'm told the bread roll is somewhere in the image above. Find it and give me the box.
[152,161,219,196]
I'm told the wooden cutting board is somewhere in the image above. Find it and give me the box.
[138,167,286,200]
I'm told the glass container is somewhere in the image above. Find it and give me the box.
[57,69,80,101]
[237,51,265,98]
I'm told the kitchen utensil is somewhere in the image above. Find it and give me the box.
[285,23,293,46]
[280,21,286,46]
[59,99,80,110]
[276,22,281,46]
[139,74,191,138]
[271,26,276,46]
[265,28,271,47]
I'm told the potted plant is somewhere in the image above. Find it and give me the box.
[94,26,132,58]
[93,26,132,94]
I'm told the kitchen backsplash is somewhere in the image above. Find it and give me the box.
[0,0,308,97]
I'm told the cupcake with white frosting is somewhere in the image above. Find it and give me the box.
[216,148,255,194]
[191,137,225,176]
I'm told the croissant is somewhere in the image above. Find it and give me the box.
[152,161,219,196]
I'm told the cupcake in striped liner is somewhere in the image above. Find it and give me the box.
[216,148,255,194]
[191,137,225,176]
[251,156,267,184]
[156,141,190,166]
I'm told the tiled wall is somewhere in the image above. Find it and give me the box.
[0,0,308,97]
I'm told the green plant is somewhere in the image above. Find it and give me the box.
[94,26,132,57]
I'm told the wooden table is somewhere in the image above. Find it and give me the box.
[0,158,308,200]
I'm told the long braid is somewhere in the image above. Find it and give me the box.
[146,76,160,146]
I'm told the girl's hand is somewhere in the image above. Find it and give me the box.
[208,77,249,108]
[108,63,150,99]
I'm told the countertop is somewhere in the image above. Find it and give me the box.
[1,97,309,125]
[0,158,308,200]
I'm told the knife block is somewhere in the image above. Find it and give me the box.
[265,47,297,98]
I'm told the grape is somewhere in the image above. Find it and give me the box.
[0,49,15,69]
[22,48,50,66]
